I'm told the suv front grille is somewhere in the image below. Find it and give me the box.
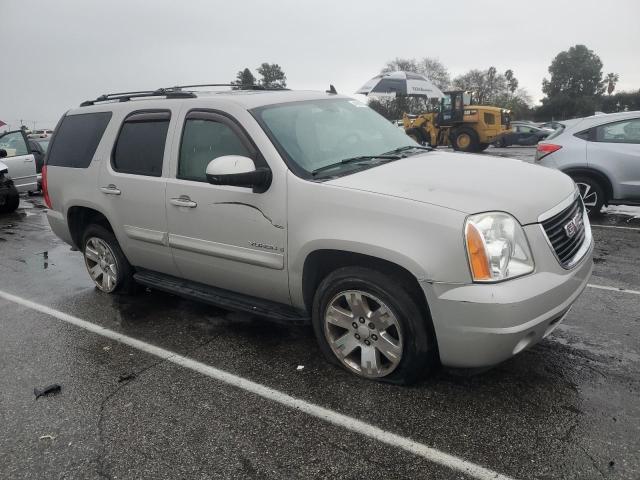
[541,197,586,268]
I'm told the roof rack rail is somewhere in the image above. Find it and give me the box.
[80,83,289,107]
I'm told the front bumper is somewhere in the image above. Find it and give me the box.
[421,233,594,368]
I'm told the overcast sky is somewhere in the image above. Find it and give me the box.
[1,0,639,130]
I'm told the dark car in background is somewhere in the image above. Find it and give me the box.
[28,138,48,173]
[27,137,50,192]
[495,124,554,147]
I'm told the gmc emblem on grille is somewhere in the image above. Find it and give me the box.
[563,212,583,239]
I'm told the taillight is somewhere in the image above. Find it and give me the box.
[535,143,562,162]
[42,165,52,208]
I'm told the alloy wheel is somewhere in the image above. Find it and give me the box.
[576,182,598,213]
[323,290,403,378]
[84,237,118,292]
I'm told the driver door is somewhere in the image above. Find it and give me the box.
[165,110,289,304]
[0,130,37,192]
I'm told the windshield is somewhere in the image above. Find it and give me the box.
[255,98,420,177]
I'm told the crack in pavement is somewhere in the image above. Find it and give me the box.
[93,338,217,479]
[578,444,606,479]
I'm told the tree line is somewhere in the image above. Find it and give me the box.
[369,45,638,121]
[232,63,287,89]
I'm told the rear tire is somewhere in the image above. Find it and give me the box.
[82,224,137,294]
[451,127,480,152]
[0,185,19,213]
[311,266,437,385]
[572,175,605,216]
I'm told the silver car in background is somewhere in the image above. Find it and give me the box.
[535,111,640,214]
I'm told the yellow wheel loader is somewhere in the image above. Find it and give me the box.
[402,91,511,153]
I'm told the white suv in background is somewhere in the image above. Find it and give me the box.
[43,86,593,384]
[536,111,640,214]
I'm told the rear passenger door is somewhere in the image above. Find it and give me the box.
[587,118,640,200]
[0,130,37,191]
[98,110,178,275]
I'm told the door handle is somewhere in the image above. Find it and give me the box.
[170,196,197,208]
[100,185,121,195]
[24,158,33,162]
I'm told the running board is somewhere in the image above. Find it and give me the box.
[133,269,309,324]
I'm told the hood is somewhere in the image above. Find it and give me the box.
[326,151,575,224]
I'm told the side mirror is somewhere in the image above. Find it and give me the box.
[205,155,271,193]
[0,149,6,159]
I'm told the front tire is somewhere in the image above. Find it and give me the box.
[311,266,437,384]
[82,224,136,294]
[451,127,480,152]
[0,185,20,213]
[572,175,605,216]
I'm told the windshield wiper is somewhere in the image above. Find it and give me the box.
[382,145,433,155]
[311,154,401,176]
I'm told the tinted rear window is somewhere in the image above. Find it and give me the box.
[112,112,170,177]
[46,112,112,167]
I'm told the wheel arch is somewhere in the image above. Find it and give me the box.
[562,167,614,204]
[300,249,430,321]
[67,205,115,250]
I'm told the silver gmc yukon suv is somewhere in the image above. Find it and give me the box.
[43,87,593,384]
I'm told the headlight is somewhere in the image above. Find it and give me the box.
[464,212,534,282]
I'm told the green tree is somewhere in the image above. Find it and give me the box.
[542,45,604,98]
[538,45,606,119]
[606,72,619,95]
[233,68,256,88]
[600,89,640,113]
[257,63,287,88]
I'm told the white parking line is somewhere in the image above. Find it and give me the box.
[587,284,640,296]
[591,224,640,231]
[0,289,515,480]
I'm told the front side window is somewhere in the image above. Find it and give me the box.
[594,118,640,144]
[0,131,28,157]
[112,112,170,176]
[178,118,250,182]
[47,112,112,168]
[255,98,420,177]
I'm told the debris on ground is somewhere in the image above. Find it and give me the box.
[117,373,136,383]
[296,365,305,371]
[39,434,55,441]
[103,346,111,351]
[34,384,62,400]
[609,461,615,468]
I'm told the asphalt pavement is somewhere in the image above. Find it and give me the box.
[1,147,639,479]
